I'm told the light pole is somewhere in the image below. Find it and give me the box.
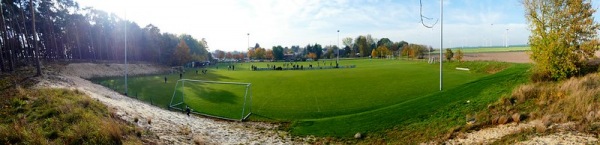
[124,10,128,96]
[490,23,494,47]
[439,0,443,91]
[247,33,249,62]
[505,28,509,47]
[337,30,339,65]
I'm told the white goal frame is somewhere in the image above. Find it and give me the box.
[169,79,252,121]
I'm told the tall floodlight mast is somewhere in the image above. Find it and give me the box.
[247,33,250,62]
[337,30,340,64]
[124,10,128,96]
[505,29,509,47]
[419,0,443,91]
[439,0,443,91]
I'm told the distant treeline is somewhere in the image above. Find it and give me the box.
[214,35,435,62]
[0,0,209,73]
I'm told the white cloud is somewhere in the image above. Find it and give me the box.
[77,0,532,51]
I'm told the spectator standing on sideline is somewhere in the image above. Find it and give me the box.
[186,106,191,116]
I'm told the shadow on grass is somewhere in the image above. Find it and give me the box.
[184,85,239,104]
[186,68,235,82]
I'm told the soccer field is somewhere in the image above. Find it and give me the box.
[94,59,495,120]
[93,59,529,137]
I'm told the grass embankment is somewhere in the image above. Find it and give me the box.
[0,73,146,144]
[481,71,600,144]
[290,63,531,144]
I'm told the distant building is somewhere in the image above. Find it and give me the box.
[284,54,294,61]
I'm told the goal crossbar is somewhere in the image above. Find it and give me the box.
[169,79,252,121]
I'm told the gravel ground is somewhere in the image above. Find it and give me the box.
[35,63,311,144]
[518,132,598,145]
[443,121,539,144]
[442,120,598,145]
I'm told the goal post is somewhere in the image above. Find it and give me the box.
[169,79,252,121]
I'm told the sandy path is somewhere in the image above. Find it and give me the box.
[518,132,598,145]
[443,121,538,144]
[442,120,598,144]
[36,63,308,144]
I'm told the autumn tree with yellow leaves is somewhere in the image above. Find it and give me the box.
[524,0,600,81]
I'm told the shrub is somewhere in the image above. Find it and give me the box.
[535,122,547,133]
[530,70,553,82]
[454,49,464,62]
[444,49,454,61]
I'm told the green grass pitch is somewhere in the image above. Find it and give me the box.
[93,59,528,137]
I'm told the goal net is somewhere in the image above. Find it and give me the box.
[169,79,252,121]
[170,66,184,74]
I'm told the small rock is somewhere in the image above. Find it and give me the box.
[586,111,595,122]
[512,113,521,123]
[498,115,509,125]
[354,132,362,139]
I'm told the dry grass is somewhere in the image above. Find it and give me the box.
[535,121,548,133]
[485,72,600,134]
[0,84,147,144]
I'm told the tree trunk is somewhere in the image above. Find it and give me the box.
[19,1,32,65]
[89,28,96,61]
[6,5,17,71]
[31,0,41,76]
[75,23,81,59]
[0,3,6,72]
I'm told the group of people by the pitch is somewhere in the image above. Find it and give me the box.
[163,68,210,83]
[251,61,339,71]
[215,64,237,71]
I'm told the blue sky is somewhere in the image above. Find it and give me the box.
[77,0,599,52]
